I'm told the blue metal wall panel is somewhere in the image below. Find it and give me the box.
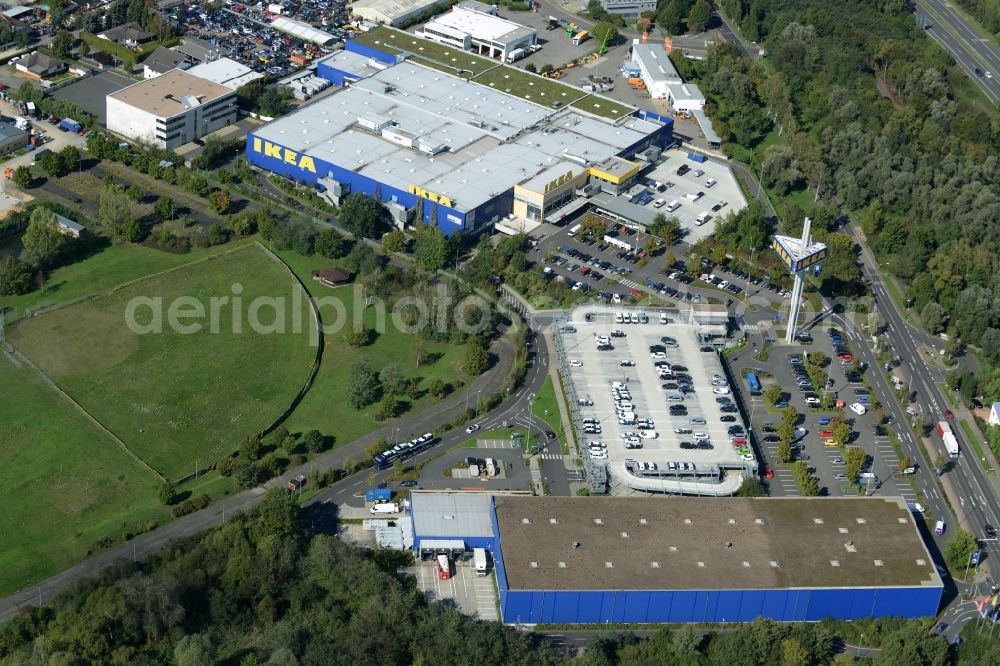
[498,586,942,625]
[738,589,765,621]
[717,591,743,623]
[412,535,495,551]
[502,593,531,624]
[490,498,511,622]
[667,591,696,622]
[599,590,615,622]
[315,62,362,86]
[849,588,875,618]
[344,39,399,64]
[760,590,787,619]
[575,591,604,624]
[618,591,645,623]
[245,133,469,235]
[552,591,581,622]
[792,590,811,621]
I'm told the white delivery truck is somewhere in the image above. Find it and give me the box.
[370,502,400,514]
[474,547,489,576]
[568,223,582,237]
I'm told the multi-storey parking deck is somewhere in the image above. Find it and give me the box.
[556,305,754,495]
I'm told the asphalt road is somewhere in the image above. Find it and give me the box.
[849,223,1000,565]
[714,11,760,58]
[915,0,1000,103]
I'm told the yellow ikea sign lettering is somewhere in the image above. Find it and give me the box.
[252,137,316,174]
[408,184,453,208]
[543,170,574,194]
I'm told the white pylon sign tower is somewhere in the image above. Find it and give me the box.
[772,217,828,344]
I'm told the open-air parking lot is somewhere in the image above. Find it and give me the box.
[537,228,784,314]
[51,71,135,125]
[557,306,752,495]
[727,324,929,505]
[411,556,498,621]
[639,151,748,244]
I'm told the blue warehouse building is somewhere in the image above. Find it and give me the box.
[246,38,672,236]
[410,493,944,624]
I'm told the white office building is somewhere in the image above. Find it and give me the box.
[186,57,264,90]
[630,41,706,111]
[106,70,238,149]
[417,7,537,62]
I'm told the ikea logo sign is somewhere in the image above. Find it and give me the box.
[251,137,316,174]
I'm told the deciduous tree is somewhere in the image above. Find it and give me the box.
[340,193,382,239]
[686,0,712,33]
[0,256,33,295]
[21,207,67,268]
[348,356,382,408]
[463,339,490,376]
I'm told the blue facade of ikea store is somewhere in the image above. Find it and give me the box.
[247,39,673,237]
[244,132,493,236]
[483,499,941,625]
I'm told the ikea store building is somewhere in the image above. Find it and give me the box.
[409,492,944,624]
[246,39,673,236]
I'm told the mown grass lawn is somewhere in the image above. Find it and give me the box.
[273,249,470,448]
[6,244,315,480]
[0,358,165,596]
[0,239,256,315]
[531,375,569,454]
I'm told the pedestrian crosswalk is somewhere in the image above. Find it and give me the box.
[619,278,642,290]
[742,323,760,333]
[539,453,564,460]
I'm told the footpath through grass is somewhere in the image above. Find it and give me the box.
[0,358,164,596]
[7,244,316,480]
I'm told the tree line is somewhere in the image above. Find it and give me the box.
[1,489,992,664]
[688,0,999,403]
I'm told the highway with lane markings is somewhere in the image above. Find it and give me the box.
[915,0,1000,103]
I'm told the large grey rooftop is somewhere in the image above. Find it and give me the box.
[632,43,681,83]
[254,62,660,212]
[410,491,495,538]
[495,496,942,591]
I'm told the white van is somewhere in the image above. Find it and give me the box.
[665,200,681,212]
[473,548,489,576]
[705,177,717,188]
[684,192,703,202]
[659,312,668,324]
[370,502,399,514]
[934,520,945,536]
[850,402,867,415]
[695,212,711,226]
